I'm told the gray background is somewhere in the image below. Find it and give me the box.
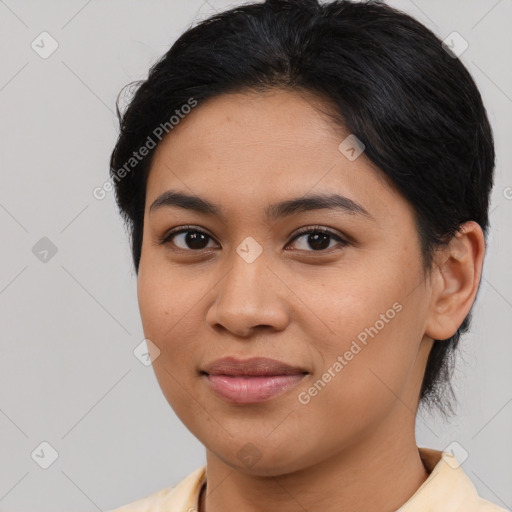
[0,0,510,510]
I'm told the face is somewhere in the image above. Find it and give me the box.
[137,88,435,475]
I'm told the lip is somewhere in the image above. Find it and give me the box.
[201,356,307,376]
[201,357,308,404]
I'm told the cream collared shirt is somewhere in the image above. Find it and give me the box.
[107,447,507,511]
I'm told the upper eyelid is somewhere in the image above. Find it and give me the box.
[292,225,345,238]
[163,225,342,238]
[162,225,347,247]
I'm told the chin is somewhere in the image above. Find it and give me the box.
[207,437,318,477]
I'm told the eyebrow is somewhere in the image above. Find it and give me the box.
[149,190,373,221]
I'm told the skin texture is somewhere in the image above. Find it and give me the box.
[137,88,485,512]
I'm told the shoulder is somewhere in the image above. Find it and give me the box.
[472,496,509,512]
[410,448,508,512]
[105,465,206,512]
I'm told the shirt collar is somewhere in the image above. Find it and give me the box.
[164,447,493,512]
[398,447,483,511]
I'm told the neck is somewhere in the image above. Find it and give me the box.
[199,416,429,512]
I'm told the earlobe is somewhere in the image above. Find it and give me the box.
[425,221,486,341]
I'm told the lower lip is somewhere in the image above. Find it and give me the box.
[204,374,307,404]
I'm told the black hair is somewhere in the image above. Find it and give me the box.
[109,0,495,415]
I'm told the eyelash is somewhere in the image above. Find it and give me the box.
[158,225,349,254]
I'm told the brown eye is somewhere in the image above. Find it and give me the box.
[287,227,348,252]
[160,227,218,251]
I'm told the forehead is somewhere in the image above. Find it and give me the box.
[145,89,403,222]
[151,88,352,165]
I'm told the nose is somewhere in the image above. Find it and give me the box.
[205,248,290,338]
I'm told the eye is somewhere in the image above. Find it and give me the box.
[159,226,218,251]
[286,226,348,252]
[158,225,349,253]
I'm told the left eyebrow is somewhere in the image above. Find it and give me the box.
[265,192,374,222]
[149,190,374,221]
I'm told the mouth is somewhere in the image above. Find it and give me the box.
[200,357,309,404]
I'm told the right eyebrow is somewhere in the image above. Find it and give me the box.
[149,190,374,222]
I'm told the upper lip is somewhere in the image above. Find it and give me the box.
[201,357,308,377]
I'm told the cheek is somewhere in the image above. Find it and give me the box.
[137,270,169,339]
[304,259,425,401]
[137,265,203,413]
[136,260,213,392]
[305,265,405,349]
[137,259,200,340]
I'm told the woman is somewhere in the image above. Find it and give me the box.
[107,0,505,510]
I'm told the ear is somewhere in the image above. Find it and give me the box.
[425,221,486,340]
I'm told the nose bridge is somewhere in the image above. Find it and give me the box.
[222,240,271,306]
[207,239,289,335]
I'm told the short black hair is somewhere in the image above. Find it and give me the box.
[109,0,495,415]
